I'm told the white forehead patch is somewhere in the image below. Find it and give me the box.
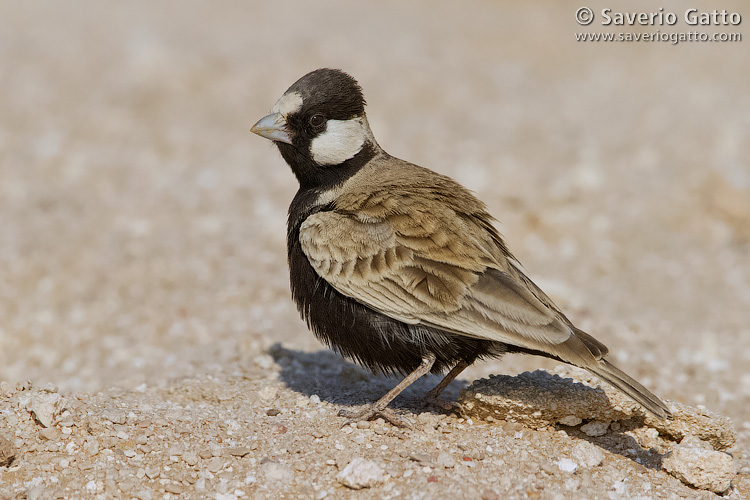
[271,91,303,117]
[310,118,366,166]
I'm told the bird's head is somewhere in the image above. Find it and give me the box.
[251,68,379,188]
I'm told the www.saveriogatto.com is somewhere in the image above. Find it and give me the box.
[574,7,743,45]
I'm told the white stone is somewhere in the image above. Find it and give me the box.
[580,420,609,437]
[258,386,278,402]
[662,444,736,493]
[556,458,578,473]
[571,441,604,468]
[336,458,388,489]
[259,462,294,486]
[436,452,457,468]
[559,415,582,426]
[26,393,65,428]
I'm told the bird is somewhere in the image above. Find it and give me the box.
[250,68,672,425]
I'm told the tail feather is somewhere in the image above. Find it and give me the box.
[588,358,672,419]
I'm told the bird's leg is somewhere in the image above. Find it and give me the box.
[339,353,437,427]
[422,359,471,410]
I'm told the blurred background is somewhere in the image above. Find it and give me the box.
[1,0,748,442]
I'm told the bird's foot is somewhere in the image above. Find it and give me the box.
[338,406,408,428]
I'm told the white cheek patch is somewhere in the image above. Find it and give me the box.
[271,91,303,117]
[310,118,366,166]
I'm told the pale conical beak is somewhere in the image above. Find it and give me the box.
[251,112,293,144]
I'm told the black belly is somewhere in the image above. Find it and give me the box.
[287,230,501,375]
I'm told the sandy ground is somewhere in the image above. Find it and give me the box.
[1,1,749,498]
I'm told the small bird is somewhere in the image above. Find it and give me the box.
[251,68,671,425]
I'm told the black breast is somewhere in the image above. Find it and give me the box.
[285,189,499,376]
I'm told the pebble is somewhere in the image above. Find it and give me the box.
[119,479,136,492]
[266,408,281,416]
[259,461,294,485]
[0,381,12,396]
[662,443,736,493]
[409,453,431,464]
[207,457,224,473]
[134,489,153,500]
[336,458,388,489]
[102,409,127,425]
[571,441,604,468]
[183,452,199,466]
[309,394,321,404]
[166,445,182,456]
[436,452,456,468]
[39,427,60,441]
[580,421,609,437]
[26,393,65,427]
[258,386,278,402]
[145,466,160,479]
[165,483,183,494]
[226,446,252,458]
[481,490,499,500]
[0,435,17,466]
[559,415,582,426]
[556,458,578,473]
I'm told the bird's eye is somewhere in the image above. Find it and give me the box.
[309,114,325,128]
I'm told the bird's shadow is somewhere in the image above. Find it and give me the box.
[269,344,669,470]
[268,343,467,414]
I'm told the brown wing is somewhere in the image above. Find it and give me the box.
[299,193,575,352]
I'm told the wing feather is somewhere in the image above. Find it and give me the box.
[299,200,573,351]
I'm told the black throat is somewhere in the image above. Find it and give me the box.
[277,141,378,192]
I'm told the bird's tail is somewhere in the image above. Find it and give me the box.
[588,358,672,419]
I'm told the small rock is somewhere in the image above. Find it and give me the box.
[134,488,153,500]
[165,445,182,457]
[215,494,237,500]
[337,458,387,489]
[27,392,65,427]
[145,466,160,479]
[102,409,127,425]
[356,421,370,429]
[266,408,281,416]
[571,441,604,468]
[559,415,582,426]
[118,479,136,492]
[226,447,251,458]
[164,483,183,494]
[0,435,17,466]
[580,421,609,437]
[409,453,431,464]
[662,444,736,493]
[258,386,278,402]
[0,381,12,396]
[556,458,578,473]
[679,435,713,450]
[481,490,500,500]
[436,452,456,468]
[259,461,294,485]
[183,452,199,466]
[26,485,45,500]
[39,427,60,441]
[310,394,321,404]
[207,457,224,473]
